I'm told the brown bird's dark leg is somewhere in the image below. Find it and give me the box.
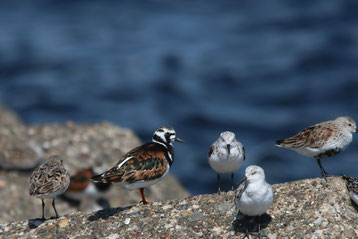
[41,199,45,220]
[139,188,153,205]
[315,157,328,181]
[52,199,59,218]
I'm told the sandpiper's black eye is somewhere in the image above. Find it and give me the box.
[349,124,352,126]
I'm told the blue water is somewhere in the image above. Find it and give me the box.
[0,0,358,195]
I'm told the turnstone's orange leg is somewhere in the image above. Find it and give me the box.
[139,188,153,204]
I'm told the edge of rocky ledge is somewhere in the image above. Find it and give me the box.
[1,176,357,238]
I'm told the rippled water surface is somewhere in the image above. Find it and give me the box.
[0,0,358,194]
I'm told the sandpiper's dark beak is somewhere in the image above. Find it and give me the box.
[226,144,231,155]
[236,176,247,186]
[356,128,358,133]
[175,137,184,143]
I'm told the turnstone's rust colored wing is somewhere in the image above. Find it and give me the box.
[94,143,169,184]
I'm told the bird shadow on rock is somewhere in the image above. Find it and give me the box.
[88,206,132,221]
[232,212,272,234]
[28,218,46,229]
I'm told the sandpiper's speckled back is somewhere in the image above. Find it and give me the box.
[29,155,70,198]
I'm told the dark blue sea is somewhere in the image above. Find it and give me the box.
[0,0,357,195]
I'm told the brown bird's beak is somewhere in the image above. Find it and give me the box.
[175,137,184,143]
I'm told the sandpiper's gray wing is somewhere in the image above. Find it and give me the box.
[208,144,215,158]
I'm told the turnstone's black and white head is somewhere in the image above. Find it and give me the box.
[92,126,183,204]
[208,131,245,193]
[152,126,184,147]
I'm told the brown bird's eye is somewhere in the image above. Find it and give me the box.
[349,124,352,126]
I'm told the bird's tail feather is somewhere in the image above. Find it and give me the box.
[91,174,105,183]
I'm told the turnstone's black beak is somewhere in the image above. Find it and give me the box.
[226,144,231,155]
[236,176,247,186]
[175,137,184,143]
[356,128,358,133]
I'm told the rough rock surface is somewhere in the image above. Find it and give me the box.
[0,104,23,126]
[0,105,190,223]
[1,176,357,238]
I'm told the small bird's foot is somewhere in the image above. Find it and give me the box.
[140,200,154,205]
[242,228,250,239]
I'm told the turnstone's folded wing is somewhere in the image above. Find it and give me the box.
[93,142,169,184]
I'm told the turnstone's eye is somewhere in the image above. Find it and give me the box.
[348,123,352,127]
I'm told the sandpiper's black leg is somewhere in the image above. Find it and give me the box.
[244,228,249,239]
[315,158,329,181]
[217,174,221,194]
[52,199,59,218]
[41,199,45,220]
[231,173,235,190]
[258,222,261,239]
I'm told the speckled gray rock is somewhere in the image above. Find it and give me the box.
[0,105,190,223]
[1,177,357,238]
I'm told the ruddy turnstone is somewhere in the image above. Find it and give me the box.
[342,175,358,206]
[276,116,357,180]
[91,126,183,204]
[29,155,70,219]
[235,165,273,238]
[63,168,111,211]
[208,131,245,193]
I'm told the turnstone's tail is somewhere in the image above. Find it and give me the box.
[91,174,106,183]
